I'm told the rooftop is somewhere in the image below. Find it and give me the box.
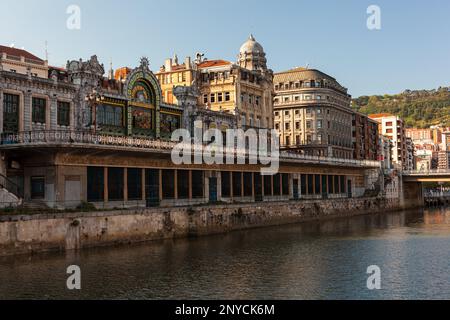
[0,45,44,62]
[197,59,231,69]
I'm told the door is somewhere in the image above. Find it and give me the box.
[293,179,299,200]
[145,169,160,207]
[209,177,217,202]
[64,176,81,208]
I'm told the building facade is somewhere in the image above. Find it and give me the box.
[0,47,378,209]
[369,113,408,170]
[156,35,274,130]
[273,67,354,159]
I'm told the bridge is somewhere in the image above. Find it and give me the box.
[402,169,450,182]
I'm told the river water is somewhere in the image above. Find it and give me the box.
[0,207,449,300]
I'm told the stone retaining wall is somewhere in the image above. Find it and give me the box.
[0,197,410,256]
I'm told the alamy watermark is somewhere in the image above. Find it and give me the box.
[171,121,279,175]
[366,265,381,290]
[66,265,81,290]
[66,5,81,30]
[367,5,381,30]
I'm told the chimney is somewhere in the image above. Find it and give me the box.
[164,58,172,72]
[185,56,191,69]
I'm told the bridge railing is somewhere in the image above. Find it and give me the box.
[403,169,450,176]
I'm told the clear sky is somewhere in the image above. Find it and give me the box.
[1,0,449,97]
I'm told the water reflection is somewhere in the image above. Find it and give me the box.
[0,207,449,299]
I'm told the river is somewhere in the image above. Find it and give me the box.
[0,207,449,300]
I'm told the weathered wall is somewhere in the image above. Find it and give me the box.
[0,197,412,257]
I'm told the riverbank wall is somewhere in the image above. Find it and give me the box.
[0,196,420,257]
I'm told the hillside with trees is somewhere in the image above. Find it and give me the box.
[351,87,450,128]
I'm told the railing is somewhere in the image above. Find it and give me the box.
[0,130,381,168]
[0,173,22,199]
[403,169,450,176]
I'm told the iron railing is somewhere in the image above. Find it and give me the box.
[0,130,381,168]
[0,173,22,199]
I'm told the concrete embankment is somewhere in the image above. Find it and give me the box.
[0,197,414,256]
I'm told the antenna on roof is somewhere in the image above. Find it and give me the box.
[45,41,48,61]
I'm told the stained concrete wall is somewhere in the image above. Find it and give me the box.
[0,196,413,257]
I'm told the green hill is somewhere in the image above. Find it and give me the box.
[351,87,450,128]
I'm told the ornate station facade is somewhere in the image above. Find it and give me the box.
[0,45,379,209]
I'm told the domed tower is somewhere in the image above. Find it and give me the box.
[238,34,267,71]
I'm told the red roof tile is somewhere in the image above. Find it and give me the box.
[0,45,44,62]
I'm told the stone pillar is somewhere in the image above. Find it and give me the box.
[174,169,178,200]
[141,168,146,201]
[49,96,57,130]
[188,170,192,200]
[23,92,32,131]
[158,169,163,201]
[123,168,128,201]
[104,167,108,202]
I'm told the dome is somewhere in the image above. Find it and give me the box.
[240,34,264,55]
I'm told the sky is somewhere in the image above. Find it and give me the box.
[0,0,449,97]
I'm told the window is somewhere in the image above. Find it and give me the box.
[317,120,322,129]
[275,123,280,130]
[108,167,124,201]
[221,171,231,197]
[264,175,272,196]
[255,96,260,106]
[285,136,290,145]
[285,122,290,130]
[295,110,300,116]
[249,95,253,104]
[192,171,204,198]
[87,167,104,202]
[203,94,208,104]
[386,121,393,126]
[284,97,289,102]
[57,101,70,126]
[32,97,46,123]
[97,105,123,127]
[284,110,289,116]
[218,92,223,102]
[128,168,142,200]
[225,92,231,101]
[210,93,216,103]
[3,93,19,133]
[30,176,45,199]
[162,169,175,199]
[275,111,279,117]
[306,121,312,129]
[281,173,289,196]
[273,174,281,196]
[295,122,300,130]
[233,172,242,197]
[296,135,300,145]
[243,172,253,197]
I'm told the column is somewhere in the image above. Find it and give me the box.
[174,169,178,200]
[104,167,108,202]
[123,168,128,201]
[188,170,192,200]
[158,169,163,201]
[50,95,57,130]
[23,91,32,131]
[141,168,145,201]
